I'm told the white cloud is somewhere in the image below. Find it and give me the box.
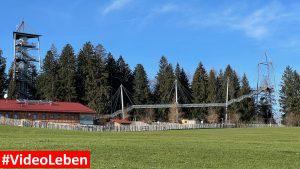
[102,0,133,15]
[233,2,284,39]
[183,1,300,40]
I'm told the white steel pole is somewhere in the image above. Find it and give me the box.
[38,37,41,72]
[120,84,125,119]
[225,77,229,124]
[175,79,179,122]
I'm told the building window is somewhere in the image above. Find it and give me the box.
[33,114,38,120]
[55,114,61,119]
[50,114,54,119]
[14,113,18,119]
[80,115,94,125]
[71,115,75,120]
[42,114,46,120]
[5,113,10,118]
[0,112,2,118]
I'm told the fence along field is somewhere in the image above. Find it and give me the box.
[0,117,279,132]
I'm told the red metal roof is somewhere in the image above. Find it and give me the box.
[0,99,96,114]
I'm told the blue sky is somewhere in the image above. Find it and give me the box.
[1,0,300,92]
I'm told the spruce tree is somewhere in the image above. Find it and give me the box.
[106,53,118,96]
[154,56,175,121]
[0,50,6,98]
[206,69,219,121]
[191,62,208,120]
[133,64,150,104]
[28,64,38,99]
[279,66,300,125]
[223,65,240,122]
[132,64,151,119]
[76,42,93,104]
[7,63,16,99]
[175,63,191,118]
[85,44,109,114]
[216,70,225,121]
[39,45,58,100]
[223,65,240,100]
[57,44,77,102]
[279,66,295,116]
[239,74,255,122]
[116,56,134,94]
[175,63,191,103]
[207,69,217,103]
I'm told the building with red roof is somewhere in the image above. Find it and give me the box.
[0,99,96,124]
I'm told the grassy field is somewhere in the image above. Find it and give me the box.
[0,126,299,169]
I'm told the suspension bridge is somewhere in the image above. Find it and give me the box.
[102,79,272,123]
[101,54,274,123]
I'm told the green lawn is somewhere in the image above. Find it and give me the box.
[0,126,299,169]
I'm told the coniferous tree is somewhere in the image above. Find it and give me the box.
[7,62,37,99]
[206,69,219,121]
[132,64,151,119]
[239,74,255,122]
[85,44,110,114]
[279,66,300,125]
[107,56,135,114]
[216,70,225,121]
[207,69,217,103]
[7,63,16,99]
[57,44,77,101]
[223,65,240,100]
[133,64,151,104]
[0,50,6,98]
[76,42,93,104]
[175,63,191,102]
[38,45,58,100]
[105,53,120,114]
[116,56,134,94]
[279,66,295,116]
[106,53,118,95]
[223,65,240,122]
[154,56,175,121]
[191,62,208,120]
[175,63,191,118]
[28,64,38,99]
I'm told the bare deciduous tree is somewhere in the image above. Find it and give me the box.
[206,108,219,123]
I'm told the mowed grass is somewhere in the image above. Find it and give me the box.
[0,126,299,169]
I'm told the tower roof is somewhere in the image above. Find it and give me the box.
[13,32,41,39]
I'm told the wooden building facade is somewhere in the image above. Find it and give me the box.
[0,99,96,124]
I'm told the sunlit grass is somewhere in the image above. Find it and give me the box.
[0,126,299,169]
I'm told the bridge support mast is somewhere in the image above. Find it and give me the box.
[225,78,229,124]
[175,79,179,122]
[120,84,125,119]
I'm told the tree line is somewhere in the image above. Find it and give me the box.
[0,44,275,123]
